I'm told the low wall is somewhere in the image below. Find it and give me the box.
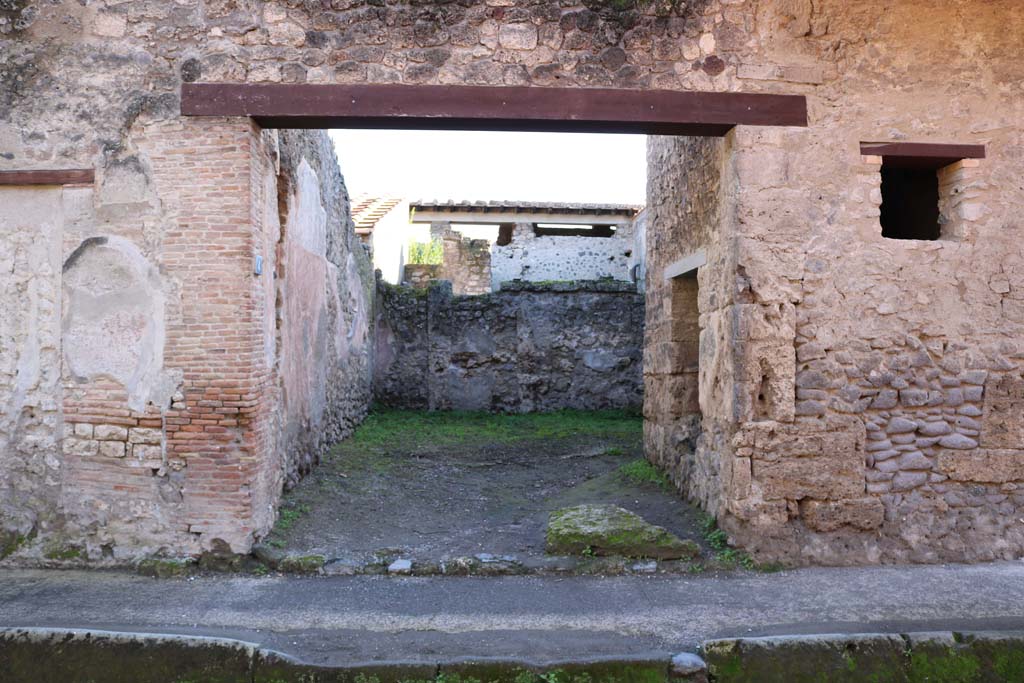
[374,279,644,412]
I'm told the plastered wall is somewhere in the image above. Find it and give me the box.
[0,124,372,564]
[491,222,636,289]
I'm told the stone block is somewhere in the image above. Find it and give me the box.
[703,634,908,683]
[734,339,796,423]
[937,449,1024,484]
[498,23,538,50]
[98,441,126,458]
[94,425,128,441]
[644,341,699,375]
[734,418,865,501]
[731,303,796,342]
[800,497,884,532]
[981,375,1024,448]
[892,471,929,491]
[64,438,99,457]
[131,444,163,463]
[129,428,163,445]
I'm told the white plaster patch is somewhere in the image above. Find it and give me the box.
[288,159,328,257]
[62,236,168,411]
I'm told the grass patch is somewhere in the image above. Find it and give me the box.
[617,459,670,489]
[335,408,642,455]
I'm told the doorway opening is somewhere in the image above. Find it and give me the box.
[179,83,807,573]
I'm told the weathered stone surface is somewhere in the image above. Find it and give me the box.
[982,375,1024,448]
[277,554,325,575]
[937,449,1024,484]
[3,0,1024,570]
[800,498,884,533]
[703,632,1024,683]
[703,634,908,683]
[375,280,642,413]
[734,419,866,501]
[545,504,699,560]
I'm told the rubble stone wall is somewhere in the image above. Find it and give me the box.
[491,222,636,289]
[4,0,1024,565]
[441,230,492,295]
[374,280,643,412]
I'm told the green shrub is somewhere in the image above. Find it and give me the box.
[407,239,443,265]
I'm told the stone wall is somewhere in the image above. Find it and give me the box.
[0,124,372,564]
[644,135,732,514]
[374,280,643,412]
[441,229,492,295]
[403,263,441,289]
[4,0,1024,565]
[641,1,1024,565]
[491,222,636,289]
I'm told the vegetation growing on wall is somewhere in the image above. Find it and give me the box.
[407,239,443,265]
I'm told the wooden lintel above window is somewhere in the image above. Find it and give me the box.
[0,169,95,186]
[859,142,986,170]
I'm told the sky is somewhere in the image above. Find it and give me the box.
[330,129,647,205]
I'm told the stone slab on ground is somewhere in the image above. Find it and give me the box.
[546,504,700,560]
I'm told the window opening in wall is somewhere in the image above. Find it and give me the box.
[879,165,940,241]
[861,141,986,242]
[533,223,616,237]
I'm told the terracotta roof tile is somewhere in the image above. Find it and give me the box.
[352,196,404,233]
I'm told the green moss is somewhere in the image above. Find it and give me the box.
[0,531,29,560]
[908,648,981,682]
[616,459,669,488]
[278,554,325,574]
[43,544,83,561]
[994,648,1024,680]
[547,504,698,560]
[137,558,192,578]
[337,409,641,454]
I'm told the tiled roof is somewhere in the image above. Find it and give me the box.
[409,200,642,216]
[351,196,403,235]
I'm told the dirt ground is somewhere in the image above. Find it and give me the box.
[269,410,710,567]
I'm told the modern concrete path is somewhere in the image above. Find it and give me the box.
[3,563,1024,666]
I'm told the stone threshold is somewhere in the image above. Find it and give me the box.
[131,549,736,578]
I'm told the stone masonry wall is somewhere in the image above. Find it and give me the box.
[374,280,643,412]
[272,130,374,491]
[491,222,636,289]
[441,229,492,295]
[5,0,1024,565]
[644,135,734,514]
[640,1,1024,565]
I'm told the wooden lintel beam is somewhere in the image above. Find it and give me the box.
[182,83,808,136]
[859,142,986,170]
[0,169,95,186]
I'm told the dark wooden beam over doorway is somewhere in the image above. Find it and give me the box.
[181,83,807,136]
